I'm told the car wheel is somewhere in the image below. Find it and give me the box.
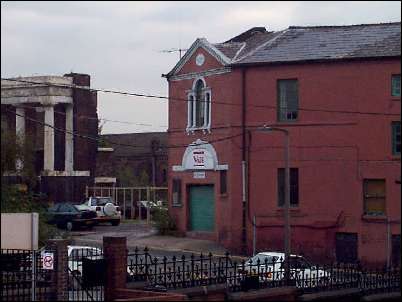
[66,221,74,231]
[111,220,120,226]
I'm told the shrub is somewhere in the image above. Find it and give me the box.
[1,185,67,247]
[152,207,177,235]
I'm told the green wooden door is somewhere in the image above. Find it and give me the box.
[189,185,215,231]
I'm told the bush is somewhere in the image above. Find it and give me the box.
[1,185,67,247]
[152,207,177,235]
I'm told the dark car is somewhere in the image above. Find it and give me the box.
[47,203,97,231]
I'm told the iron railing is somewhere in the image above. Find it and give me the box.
[1,248,53,301]
[127,247,401,294]
[67,247,104,301]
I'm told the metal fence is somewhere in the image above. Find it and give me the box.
[127,248,401,294]
[67,247,104,301]
[85,186,168,221]
[1,249,54,301]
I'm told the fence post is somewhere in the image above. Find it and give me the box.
[46,239,69,301]
[103,236,127,302]
[146,187,151,224]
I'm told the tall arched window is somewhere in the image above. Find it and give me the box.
[195,79,205,127]
[187,78,211,131]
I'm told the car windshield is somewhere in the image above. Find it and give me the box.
[250,254,279,265]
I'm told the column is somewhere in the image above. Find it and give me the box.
[44,105,55,171]
[103,236,127,301]
[46,239,69,301]
[65,104,74,172]
[15,107,25,171]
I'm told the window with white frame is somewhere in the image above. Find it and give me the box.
[187,78,211,131]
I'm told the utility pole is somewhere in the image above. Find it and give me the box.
[257,125,291,284]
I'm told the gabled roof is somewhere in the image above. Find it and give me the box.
[165,22,401,77]
[166,38,231,77]
[234,22,401,65]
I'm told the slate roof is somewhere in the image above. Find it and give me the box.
[231,22,401,65]
[100,132,167,157]
[167,22,400,77]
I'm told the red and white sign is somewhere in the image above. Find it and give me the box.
[192,150,206,167]
[42,252,54,270]
[173,139,228,172]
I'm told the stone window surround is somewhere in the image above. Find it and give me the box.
[186,77,212,134]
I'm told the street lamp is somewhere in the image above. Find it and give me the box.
[257,125,291,284]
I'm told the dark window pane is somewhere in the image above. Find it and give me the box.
[220,170,227,194]
[278,168,299,206]
[392,74,401,97]
[277,80,298,121]
[172,179,182,205]
[392,121,401,155]
[195,80,205,127]
[188,95,194,127]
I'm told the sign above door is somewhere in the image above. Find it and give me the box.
[173,139,228,172]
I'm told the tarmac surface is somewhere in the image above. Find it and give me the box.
[70,221,245,259]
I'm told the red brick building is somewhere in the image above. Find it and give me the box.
[165,23,401,266]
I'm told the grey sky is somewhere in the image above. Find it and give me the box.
[2,1,401,134]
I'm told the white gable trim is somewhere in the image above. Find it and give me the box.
[168,67,232,82]
[233,29,289,63]
[167,38,232,77]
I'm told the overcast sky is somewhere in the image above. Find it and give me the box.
[2,1,401,134]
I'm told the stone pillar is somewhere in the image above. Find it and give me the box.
[43,105,54,171]
[103,236,127,301]
[65,104,74,172]
[46,239,69,301]
[15,106,25,171]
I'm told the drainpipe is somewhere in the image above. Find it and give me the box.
[241,68,247,255]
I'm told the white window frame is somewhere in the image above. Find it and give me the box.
[186,77,212,133]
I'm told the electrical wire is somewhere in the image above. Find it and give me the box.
[2,77,400,116]
[5,107,243,150]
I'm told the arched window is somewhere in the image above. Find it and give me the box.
[187,78,211,131]
[194,79,205,127]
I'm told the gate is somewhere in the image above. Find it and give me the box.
[85,186,168,221]
[67,247,105,301]
[1,249,53,301]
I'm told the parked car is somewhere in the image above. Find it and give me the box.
[81,196,121,226]
[240,252,331,288]
[68,245,132,281]
[47,203,97,231]
[68,245,103,275]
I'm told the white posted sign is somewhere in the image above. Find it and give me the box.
[1,213,39,250]
[42,252,54,270]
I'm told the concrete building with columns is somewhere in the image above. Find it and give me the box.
[1,73,98,203]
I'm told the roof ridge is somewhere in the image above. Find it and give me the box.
[233,29,289,63]
[289,21,401,29]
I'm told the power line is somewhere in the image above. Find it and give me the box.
[5,107,243,150]
[2,77,400,116]
[15,104,358,134]
[8,104,168,129]
[5,108,399,163]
